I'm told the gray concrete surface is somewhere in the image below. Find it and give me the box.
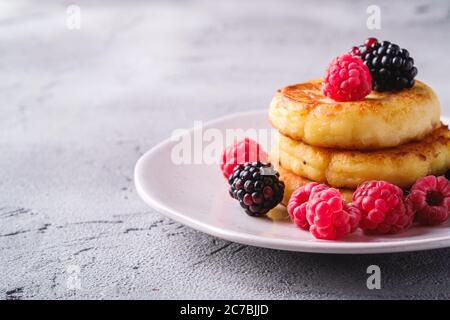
[0,0,449,299]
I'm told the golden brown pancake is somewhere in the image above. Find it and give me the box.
[275,163,354,205]
[277,125,450,189]
[269,79,441,149]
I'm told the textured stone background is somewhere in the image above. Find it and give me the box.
[0,0,449,299]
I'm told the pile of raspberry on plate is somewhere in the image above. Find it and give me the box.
[220,38,450,241]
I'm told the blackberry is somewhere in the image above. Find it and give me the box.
[352,38,418,92]
[228,161,285,217]
[446,170,450,181]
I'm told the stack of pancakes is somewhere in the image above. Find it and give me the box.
[269,79,450,204]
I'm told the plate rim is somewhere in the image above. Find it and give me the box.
[135,110,450,254]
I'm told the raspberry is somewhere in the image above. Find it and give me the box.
[220,138,267,179]
[287,182,329,230]
[350,46,360,56]
[323,53,372,102]
[352,181,413,234]
[306,188,361,240]
[406,176,450,226]
[228,162,285,216]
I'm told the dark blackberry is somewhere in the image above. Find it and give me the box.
[352,38,418,92]
[228,161,285,217]
[445,170,450,181]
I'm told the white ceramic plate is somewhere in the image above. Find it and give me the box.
[135,111,450,254]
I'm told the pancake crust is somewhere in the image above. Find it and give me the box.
[277,125,450,189]
[269,79,441,149]
[274,163,354,205]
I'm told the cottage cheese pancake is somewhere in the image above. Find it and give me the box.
[274,163,354,205]
[277,125,450,189]
[269,79,441,149]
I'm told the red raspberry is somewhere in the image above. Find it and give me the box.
[306,188,361,240]
[406,176,450,226]
[287,182,329,230]
[350,46,361,56]
[353,181,413,234]
[220,138,267,179]
[323,53,372,102]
